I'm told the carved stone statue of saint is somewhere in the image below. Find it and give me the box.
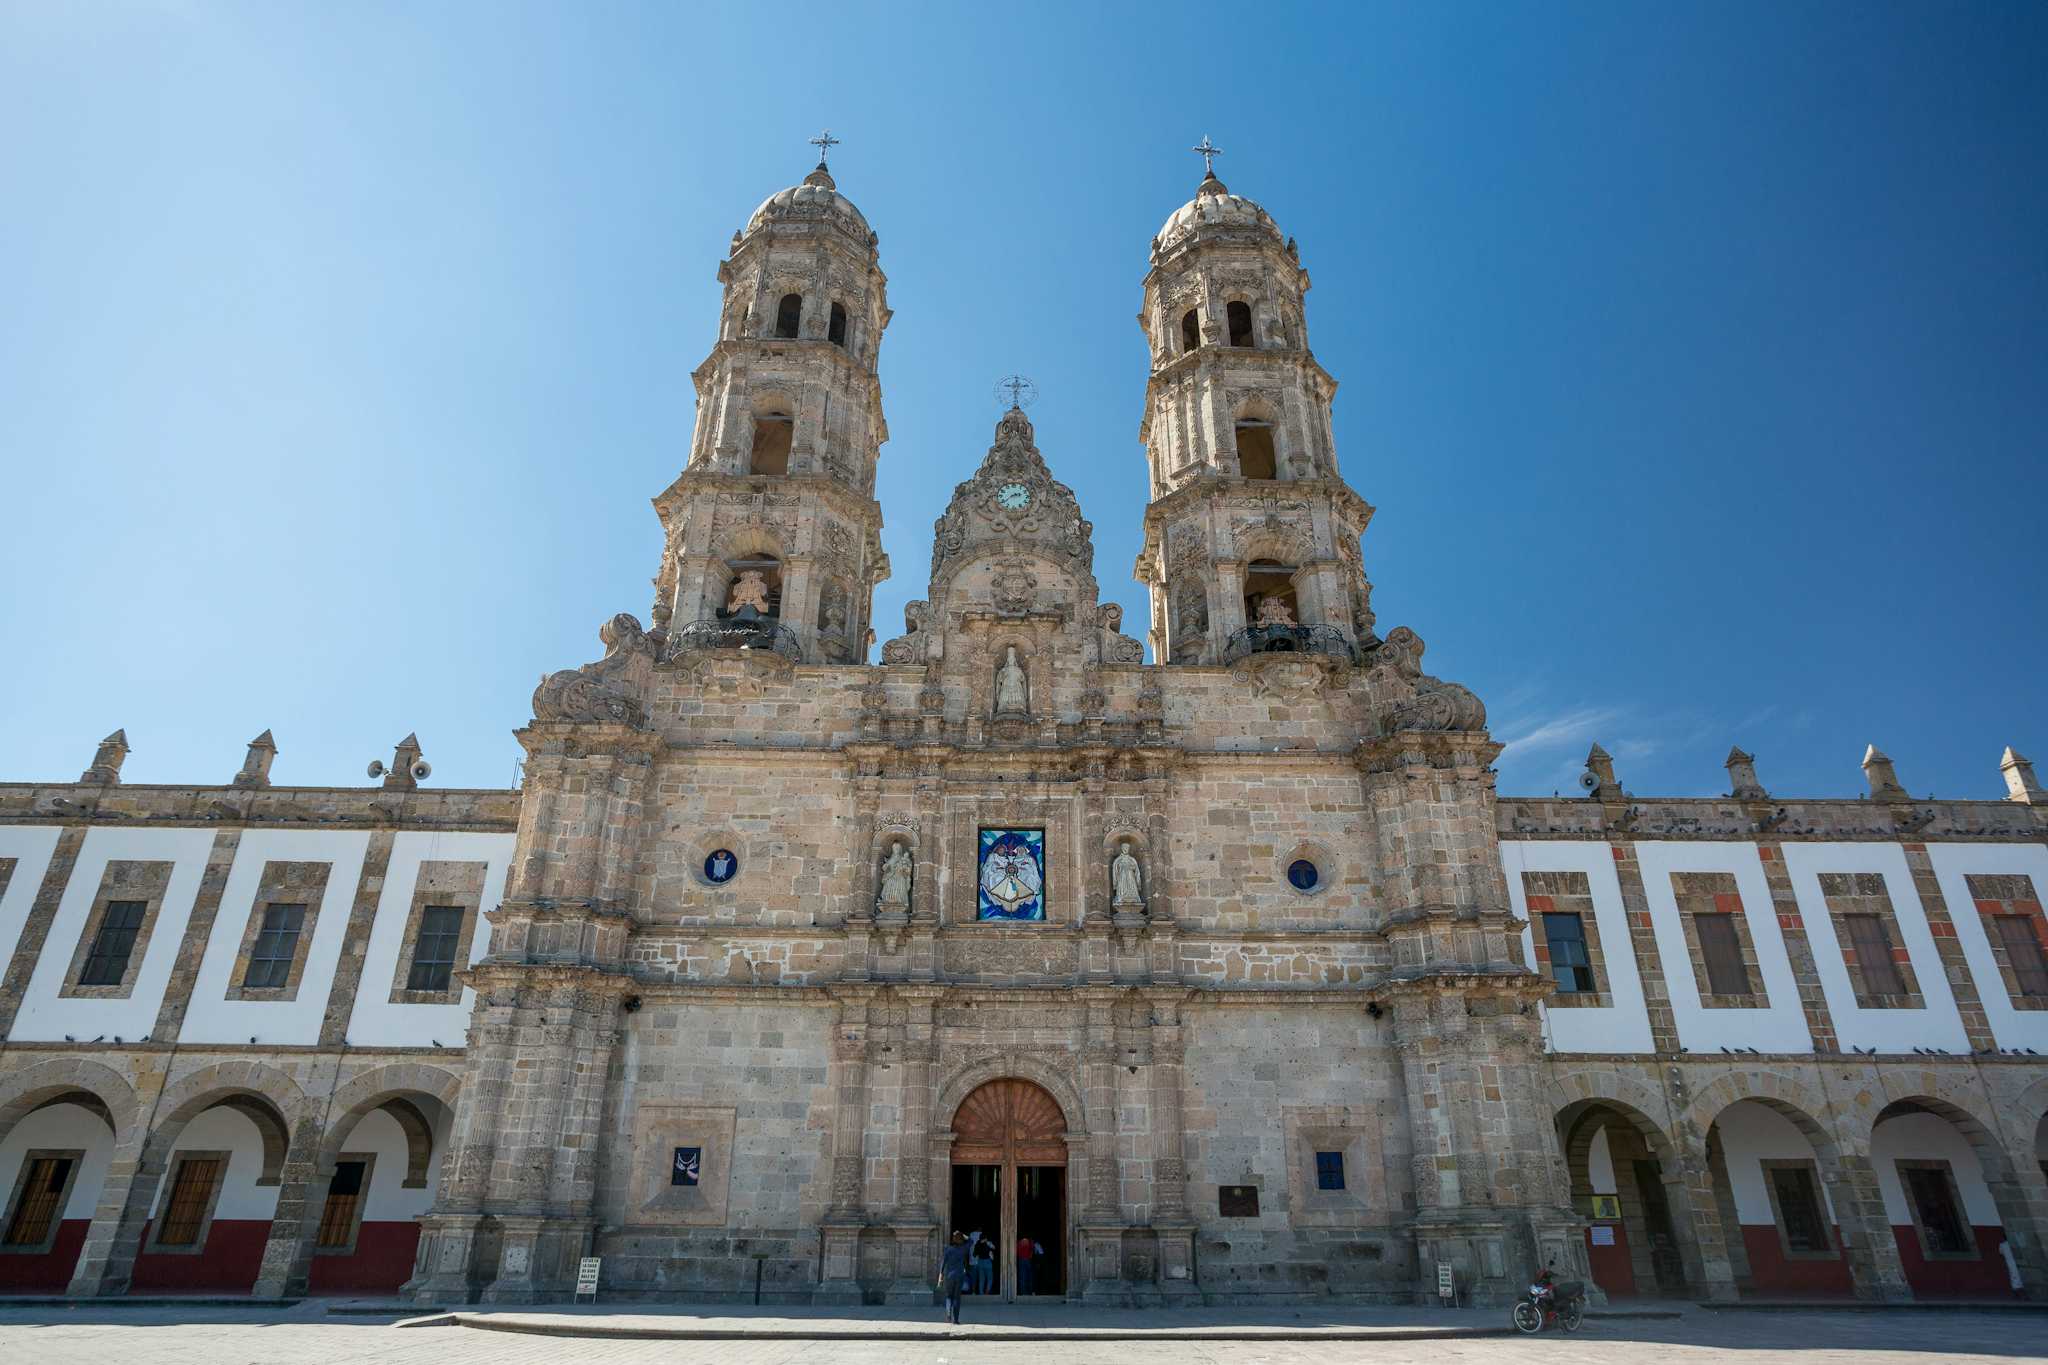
[1255,594,1297,628]
[994,645,1029,716]
[1111,839,1144,907]
[727,569,771,618]
[877,839,913,911]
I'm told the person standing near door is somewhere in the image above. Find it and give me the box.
[973,1233,995,1294]
[938,1231,970,1324]
[1016,1233,1040,1296]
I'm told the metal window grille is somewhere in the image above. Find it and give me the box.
[1994,916,2048,997]
[242,904,307,989]
[2,1156,72,1246]
[79,900,147,986]
[1542,912,1597,993]
[155,1157,221,1247]
[315,1161,366,1249]
[1902,1166,1970,1256]
[1314,1150,1345,1191]
[1695,913,1751,995]
[1769,1165,1828,1253]
[1841,913,1905,996]
[405,905,465,992]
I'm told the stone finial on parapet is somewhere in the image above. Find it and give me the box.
[2002,747,2043,805]
[1583,743,1622,801]
[374,733,429,791]
[79,729,130,785]
[1861,744,1909,802]
[233,730,278,789]
[1726,746,1768,800]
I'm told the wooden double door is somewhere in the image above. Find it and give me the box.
[949,1078,1067,1300]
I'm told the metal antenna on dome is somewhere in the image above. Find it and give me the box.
[1192,135,1223,178]
[808,129,841,169]
[994,375,1038,412]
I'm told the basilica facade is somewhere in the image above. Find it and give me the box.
[1,156,2046,1309]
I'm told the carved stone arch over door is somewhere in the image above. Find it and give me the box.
[952,1078,1069,1166]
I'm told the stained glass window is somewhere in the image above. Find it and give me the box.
[672,1146,701,1187]
[978,829,1045,921]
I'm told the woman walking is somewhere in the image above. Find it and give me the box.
[938,1230,970,1324]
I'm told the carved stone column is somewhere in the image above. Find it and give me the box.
[884,987,942,1304]
[1147,990,1197,1298]
[816,986,876,1304]
[1076,990,1128,1302]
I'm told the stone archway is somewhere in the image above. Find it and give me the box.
[948,1078,1069,1301]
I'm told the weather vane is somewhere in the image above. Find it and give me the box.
[809,129,841,167]
[1192,134,1223,178]
[994,375,1038,411]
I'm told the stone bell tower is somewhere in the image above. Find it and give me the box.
[1132,141,1375,665]
[649,133,891,663]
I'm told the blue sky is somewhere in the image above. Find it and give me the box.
[1,2,2043,801]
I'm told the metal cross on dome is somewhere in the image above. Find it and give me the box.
[1192,134,1223,177]
[809,129,841,167]
[995,375,1038,411]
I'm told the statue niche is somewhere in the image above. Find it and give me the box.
[1111,839,1145,908]
[877,837,913,913]
[993,645,1030,718]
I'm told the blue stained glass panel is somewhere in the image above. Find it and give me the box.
[977,828,1045,921]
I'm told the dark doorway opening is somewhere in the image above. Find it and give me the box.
[1633,1158,1688,1294]
[951,1163,1001,1294]
[1017,1165,1064,1296]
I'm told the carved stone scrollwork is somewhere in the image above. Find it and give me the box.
[880,600,930,664]
[1228,651,1348,701]
[531,613,656,728]
[1371,626,1487,734]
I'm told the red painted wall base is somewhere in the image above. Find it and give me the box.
[0,1220,87,1292]
[1585,1223,1636,1298]
[307,1221,421,1294]
[1893,1225,2013,1299]
[128,1218,269,1292]
[1738,1224,1853,1297]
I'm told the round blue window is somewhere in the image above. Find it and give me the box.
[1287,859,1320,892]
[703,849,738,884]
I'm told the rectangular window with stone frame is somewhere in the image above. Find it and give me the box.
[1522,871,1612,1008]
[61,860,175,1000]
[1817,872,1925,1009]
[1966,874,2048,1011]
[313,1154,375,1255]
[387,860,486,1004]
[1,1150,83,1253]
[225,861,333,1002]
[1670,872,1769,1009]
[1895,1160,1976,1261]
[147,1152,228,1253]
[1760,1158,1836,1259]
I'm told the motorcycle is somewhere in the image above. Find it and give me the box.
[1511,1274,1586,1334]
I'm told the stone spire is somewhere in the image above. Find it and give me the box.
[79,729,129,785]
[2002,746,2042,804]
[1584,742,1622,800]
[382,733,426,791]
[1726,746,1767,800]
[233,730,278,789]
[1861,744,1908,802]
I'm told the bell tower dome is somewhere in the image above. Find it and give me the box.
[1132,140,1375,665]
[649,133,891,663]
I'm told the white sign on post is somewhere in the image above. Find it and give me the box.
[1436,1261,1454,1302]
[575,1256,602,1301]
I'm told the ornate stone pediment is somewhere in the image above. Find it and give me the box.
[929,408,1094,588]
[1228,651,1348,701]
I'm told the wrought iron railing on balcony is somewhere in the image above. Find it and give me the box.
[665,616,804,662]
[1222,623,1355,664]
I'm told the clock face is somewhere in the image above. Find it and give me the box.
[995,483,1031,510]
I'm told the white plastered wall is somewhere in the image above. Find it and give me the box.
[343,831,513,1048]
[1781,843,1969,1054]
[179,830,371,1044]
[0,827,63,966]
[340,1107,437,1222]
[1637,842,1811,1053]
[14,827,218,1042]
[1925,843,2048,1053]
[1714,1099,1838,1225]
[1504,841,1654,1053]
[0,1101,115,1222]
[1871,1111,2000,1228]
[150,1106,280,1222]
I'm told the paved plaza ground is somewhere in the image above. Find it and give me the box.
[1,1301,2045,1365]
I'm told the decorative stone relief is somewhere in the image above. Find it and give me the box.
[1371,626,1486,734]
[531,613,656,728]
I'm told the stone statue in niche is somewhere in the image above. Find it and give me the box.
[877,839,913,911]
[1255,595,1297,628]
[727,570,771,618]
[1111,840,1144,907]
[994,646,1029,716]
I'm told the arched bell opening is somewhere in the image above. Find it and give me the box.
[1227,299,1255,348]
[773,292,802,339]
[1234,419,1277,481]
[947,1078,1067,1301]
[1179,308,1200,354]
[1243,561,1300,640]
[749,412,794,477]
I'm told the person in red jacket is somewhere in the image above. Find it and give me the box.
[1015,1234,1041,1295]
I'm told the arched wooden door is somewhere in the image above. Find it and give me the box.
[950,1079,1067,1300]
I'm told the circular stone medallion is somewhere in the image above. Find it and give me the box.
[1287,858,1320,892]
[704,849,739,884]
